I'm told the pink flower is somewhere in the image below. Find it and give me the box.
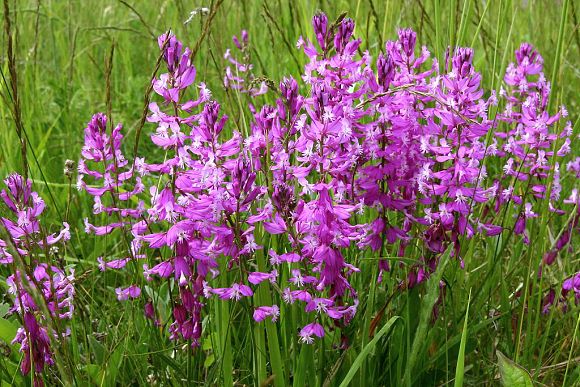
[248,270,278,285]
[299,322,325,344]
[253,305,280,322]
[211,283,253,300]
[115,285,141,301]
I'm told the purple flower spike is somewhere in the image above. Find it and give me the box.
[77,13,578,354]
[452,47,474,77]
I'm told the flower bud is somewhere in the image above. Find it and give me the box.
[377,52,395,89]
[312,13,328,51]
[452,47,474,77]
[241,30,249,45]
[64,159,75,177]
[398,28,416,57]
[180,289,196,311]
[144,301,156,321]
[515,43,539,65]
[159,32,181,73]
[173,304,187,323]
[334,17,355,53]
[280,77,300,118]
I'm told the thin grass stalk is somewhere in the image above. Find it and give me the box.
[547,0,569,114]
[218,285,233,385]
[3,0,28,180]
[448,0,457,49]
[105,40,115,127]
[32,0,41,73]
[521,0,570,365]
[455,0,471,47]
[118,0,156,39]
[433,0,442,65]
[469,0,491,49]
[256,247,286,386]
[562,308,580,386]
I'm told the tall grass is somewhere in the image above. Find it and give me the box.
[0,0,578,385]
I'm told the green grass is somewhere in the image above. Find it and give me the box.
[0,0,579,385]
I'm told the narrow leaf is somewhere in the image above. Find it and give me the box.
[339,316,400,387]
[454,289,472,387]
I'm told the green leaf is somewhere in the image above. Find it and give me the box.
[293,340,312,387]
[89,336,105,365]
[0,304,10,319]
[84,364,101,385]
[496,351,534,387]
[339,316,401,387]
[0,358,20,385]
[404,246,452,385]
[202,336,213,351]
[105,345,124,386]
[454,289,472,387]
[0,318,18,343]
[204,353,215,368]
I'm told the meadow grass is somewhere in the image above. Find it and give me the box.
[0,0,578,385]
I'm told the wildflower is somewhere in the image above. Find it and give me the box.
[7,264,75,383]
[248,270,278,285]
[115,285,142,301]
[562,272,580,305]
[312,13,328,51]
[211,283,253,300]
[299,322,325,344]
[253,305,280,322]
[77,15,578,354]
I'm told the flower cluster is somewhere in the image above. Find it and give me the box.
[8,265,75,383]
[0,174,74,384]
[224,30,268,96]
[78,12,578,350]
[1,174,70,263]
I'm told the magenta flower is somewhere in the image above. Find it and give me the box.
[115,285,142,301]
[248,270,278,285]
[562,272,580,304]
[253,305,280,322]
[211,283,254,300]
[6,264,74,383]
[299,322,325,344]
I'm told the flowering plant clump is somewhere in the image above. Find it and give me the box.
[74,12,578,355]
[2,10,574,385]
[0,174,74,385]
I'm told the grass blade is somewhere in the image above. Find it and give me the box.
[454,288,471,387]
[403,247,451,386]
[339,316,400,387]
